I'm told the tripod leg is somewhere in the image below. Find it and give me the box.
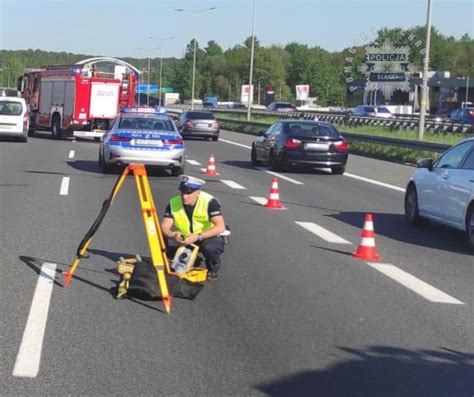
[131,164,171,314]
[63,165,130,288]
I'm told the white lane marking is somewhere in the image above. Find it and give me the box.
[200,168,220,175]
[221,180,246,190]
[13,263,57,378]
[59,177,70,196]
[220,137,406,192]
[249,196,268,206]
[367,263,464,304]
[219,138,251,149]
[295,221,352,244]
[257,169,304,185]
[68,150,75,159]
[186,159,201,166]
[345,173,405,193]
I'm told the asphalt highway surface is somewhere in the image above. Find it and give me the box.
[1,128,473,396]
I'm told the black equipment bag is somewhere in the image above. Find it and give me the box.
[125,257,204,301]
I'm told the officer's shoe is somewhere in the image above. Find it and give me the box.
[207,271,218,281]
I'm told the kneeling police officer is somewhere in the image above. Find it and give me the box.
[161,175,226,280]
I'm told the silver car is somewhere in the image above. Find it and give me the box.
[177,111,220,141]
[404,138,474,248]
[99,108,185,176]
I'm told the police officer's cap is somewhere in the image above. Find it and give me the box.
[178,175,205,192]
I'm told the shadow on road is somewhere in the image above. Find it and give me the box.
[221,160,257,170]
[66,160,174,177]
[19,255,110,293]
[221,160,335,175]
[256,345,474,397]
[329,211,472,256]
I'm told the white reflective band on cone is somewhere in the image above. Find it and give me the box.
[363,221,374,231]
[360,237,375,247]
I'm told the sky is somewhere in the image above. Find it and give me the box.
[0,0,473,59]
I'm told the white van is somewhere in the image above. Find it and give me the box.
[0,97,29,142]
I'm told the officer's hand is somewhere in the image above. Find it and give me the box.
[174,233,185,244]
[183,234,199,245]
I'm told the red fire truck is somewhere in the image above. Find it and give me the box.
[19,57,139,139]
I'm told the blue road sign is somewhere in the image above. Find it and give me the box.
[136,84,158,93]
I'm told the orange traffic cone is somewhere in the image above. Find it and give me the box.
[205,153,218,176]
[264,177,284,209]
[352,213,381,261]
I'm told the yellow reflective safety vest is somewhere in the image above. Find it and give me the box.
[170,191,215,237]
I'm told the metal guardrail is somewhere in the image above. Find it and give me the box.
[167,107,451,153]
[341,132,450,152]
[210,108,474,135]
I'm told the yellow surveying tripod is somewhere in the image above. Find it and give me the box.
[63,163,172,314]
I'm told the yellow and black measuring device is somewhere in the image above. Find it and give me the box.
[63,163,172,314]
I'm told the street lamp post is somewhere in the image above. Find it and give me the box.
[465,77,470,105]
[147,36,175,107]
[138,48,153,107]
[246,0,257,121]
[175,7,217,110]
[418,0,433,140]
[147,57,150,107]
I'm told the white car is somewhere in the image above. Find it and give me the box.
[0,97,29,142]
[404,138,474,248]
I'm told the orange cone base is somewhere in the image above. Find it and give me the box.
[205,169,217,176]
[264,200,285,209]
[351,247,381,261]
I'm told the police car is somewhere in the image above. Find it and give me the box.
[99,107,185,175]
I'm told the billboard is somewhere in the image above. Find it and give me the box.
[240,84,254,104]
[296,85,310,101]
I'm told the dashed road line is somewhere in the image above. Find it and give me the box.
[13,263,57,378]
[59,177,70,196]
[295,221,352,244]
[219,137,406,192]
[249,196,269,206]
[200,168,220,175]
[219,138,251,149]
[367,262,464,304]
[186,159,201,166]
[345,173,405,193]
[221,180,246,189]
[258,168,304,185]
[68,150,75,159]
[249,196,286,209]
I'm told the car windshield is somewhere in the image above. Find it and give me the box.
[286,123,340,138]
[118,116,175,131]
[0,101,23,116]
[377,107,391,113]
[186,112,215,120]
[363,106,374,112]
[276,103,292,108]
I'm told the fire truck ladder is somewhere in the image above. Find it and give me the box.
[63,163,171,314]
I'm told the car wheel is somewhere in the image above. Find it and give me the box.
[171,166,184,177]
[99,149,112,173]
[212,136,219,141]
[405,184,421,225]
[466,205,474,249]
[51,115,62,140]
[251,145,261,165]
[332,166,345,175]
[270,151,282,171]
